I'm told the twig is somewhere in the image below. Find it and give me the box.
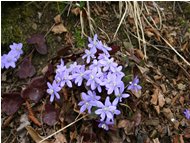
[39,114,88,143]
[26,100,42,127]
[2,114,14,128]
[113,1,128,40]
[160,36,190,66]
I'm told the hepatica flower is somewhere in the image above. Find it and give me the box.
[82,49,96,64]
[72,65,87,86]
[184,109,190,120]
[114,85,130,104]
[2,52,17,69]
[78,91,100,113]
[127,76,142,92]
[95,96,120,121]
[9,43,23,59]
[88,34,98,52]
[45,34,141,131]
[86,69,102,90]
[1,42,23,69]
[47,81,61,102]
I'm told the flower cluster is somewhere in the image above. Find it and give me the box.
[46,34,142,130]
[1,43,23,69]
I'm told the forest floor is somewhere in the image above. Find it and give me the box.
[1,1,190,143]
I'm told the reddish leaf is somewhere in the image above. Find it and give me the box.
[21,87,44,103]
[27,34,48,55]
[43,104,59,126]
[21,76,47,103]
[2,93,24,115]
[17,57,36,79]
[29,76,47,89]
[109,43,120,55]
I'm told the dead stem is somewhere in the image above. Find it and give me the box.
[39,114,88,143]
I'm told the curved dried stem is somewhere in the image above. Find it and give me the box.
[39,114,88,143]
[113,1,128,40]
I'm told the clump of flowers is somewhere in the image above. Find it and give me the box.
[46,34,142,130]
[1,43,23,69]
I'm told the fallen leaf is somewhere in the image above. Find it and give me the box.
[158,91,165,107]
[151,88,159,105]
[184,127,190,138]
[21,87,44,103]
[54,14,62,24]
[27,34,48,55]
[162,108,174,120]
[2,93,24,115]
[71,7,81,16]
[54,133,67,143]
[52,23,67,34]
[43,104,59,126]
[17,57,36,79]
[25,126,51,143]
[118,119,130,128]
[21,76,47,103]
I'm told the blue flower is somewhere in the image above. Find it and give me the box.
[95,96,120,121]
[113,85,130,104]
[2,52,17,69]
[98,120,113,131]
[72,65,87,86]
[99,57,118,72]
[85,69,102,90]
[56,59,66,73]
[78,91,100,113]
[82,49,96,64]
[9,43,23,59]
[127,76,142,92]
[112,66,125,78]
[47,81,61,102]
[88,34,98,52]
[89,59,102,71]
[59,70,73,88]
[184,109,190,120]
[103,72,124,95]
[96,41,111,55]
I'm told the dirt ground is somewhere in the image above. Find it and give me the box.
[1,1,190,143]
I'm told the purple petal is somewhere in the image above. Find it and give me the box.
[50,94,54,102]
[95,109,103,115]
[105,96,111,106]
[80,105,87,113]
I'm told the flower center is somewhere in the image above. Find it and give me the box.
[104,107,109,111]
[90,75,94,79]
[7,57,12,62]
[101,124,107,130]
[49,89,54,94]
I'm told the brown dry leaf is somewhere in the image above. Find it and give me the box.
[132,90,142,98]
[71,7,81,16]
[118,119,130,128]
[145,30,154,38]
[184,127,190,138]
[52,24,67,34]
[25,126,51,143]
[54,14,62,24]
[162,108,173,120]
[153,138,160,143]
[54,133,67,143]
[135,49,144,59]
[136,64,149,75]
[151,88,159,105]
[154,105,160,114]
[158,91,165,107]
[179,96,184,106]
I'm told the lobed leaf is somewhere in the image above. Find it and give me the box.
[2,93,24,115]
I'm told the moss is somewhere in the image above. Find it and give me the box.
[74,28,86,48]
[1,3,35,52]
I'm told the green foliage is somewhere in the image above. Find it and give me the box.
[74,29,86,48]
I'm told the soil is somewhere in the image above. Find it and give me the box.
[1,1,190,143]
